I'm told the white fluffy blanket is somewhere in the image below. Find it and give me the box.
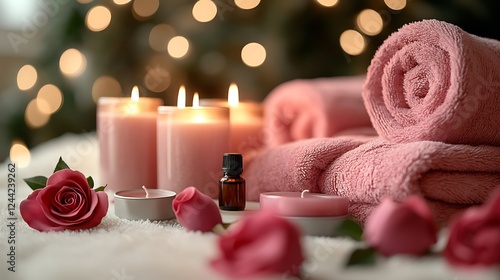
[0,133,498,280]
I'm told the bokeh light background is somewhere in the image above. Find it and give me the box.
[1,0,499,167]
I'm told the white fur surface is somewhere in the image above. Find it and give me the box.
[0,133,498,280]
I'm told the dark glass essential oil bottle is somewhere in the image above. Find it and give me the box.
[219,153,246,211]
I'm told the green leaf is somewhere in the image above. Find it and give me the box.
[53,157,70,173]
[87,176,94,188]
[345,248,377,267]
[23,176,48,191]
[93,185,107,192]
[333,218,364,241]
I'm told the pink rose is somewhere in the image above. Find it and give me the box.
[211,211,304,278]
[172,186,222,232]
[20,169,108,232]
[444,190,500,267]
[364,196,437,256]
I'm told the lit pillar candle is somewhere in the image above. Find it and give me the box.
[200,83,263,154]
[97,86,163,194]
[157,86,230,198]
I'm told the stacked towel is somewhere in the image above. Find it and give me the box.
[245,19,500,226]
[363,19,500,145]
[263,75,373,148]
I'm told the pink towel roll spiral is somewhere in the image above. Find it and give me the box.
[363,19,500,145]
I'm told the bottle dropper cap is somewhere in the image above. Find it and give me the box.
[222,153,243,175]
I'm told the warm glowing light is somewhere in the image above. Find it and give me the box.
[235,0,260,10]
[192,92,200,108]
[113,0,131,5]
[228,83,239,107]
[241,42,266,67]
[130,86,139,102]
[77,0,93,4]
[59,48,87,77]
[357,9,383,36]
[149,24,175,52]
[340,30,365,56]
[10,141,31,168]
[384,0,406,10]
[192,0,217,23]
[177,86,186,108]
[168,36,189,58]
[316,0,338,7]
[25,99,50,128]
[92,76,122,102]
[133,0,159,18]
[37,84,63,114]
[17,65,37,91]
[86,6,111,32]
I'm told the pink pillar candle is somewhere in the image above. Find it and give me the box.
[200,99,263,154]
[157,106,230,198]
[97,96,163,193]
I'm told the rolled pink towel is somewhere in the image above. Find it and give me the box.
[363,19,500,145]
[263,76,373,147]
[245,137,500,225]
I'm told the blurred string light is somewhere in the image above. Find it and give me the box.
[339,29,365,56]
[241,42,266,67]
[356,9,383,36]
[192,0,217,23]
[149,24,175,52]
[86,5,112,32]
[10,140,31,168]
[92,76,122,102]
[133,0,159,19]
[17,64,37,91]
[77,0,93,4]
[384,0,406,11]
[113,0,132,5]
[316,0,339,7]
[234,0,260,10]
[59,48,87,77]
[37,84,63,114]
[168,36,189,58]
[25,98,50,128]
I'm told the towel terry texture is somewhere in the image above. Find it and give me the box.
[245,19,500,226]
[263,75,373,147]
[245,137,500,225]
[363,19,500,145]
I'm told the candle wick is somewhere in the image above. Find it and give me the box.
[301,189,310,198]
[142,185,150,198]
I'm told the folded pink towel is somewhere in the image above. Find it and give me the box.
[363,19,500,145]
[245,137,500,225]
[263,76,372,147]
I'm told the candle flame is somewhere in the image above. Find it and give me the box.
[177,85,186,108]
[142,185,150,198]
[301,189,310,198]
[193,92,200,108]
[131,86,139,102]
[228,83,239,107]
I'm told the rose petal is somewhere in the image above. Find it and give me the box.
[173,187,222,232]
[20,190,67,232]
[211,211,303,278]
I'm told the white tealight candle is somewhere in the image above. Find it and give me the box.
[114,187,176,221]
